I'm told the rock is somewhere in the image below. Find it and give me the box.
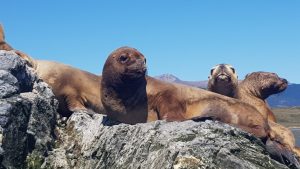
[0,70,18,98]
[0,51,57,169]
[44,112,288,169]
[0,50,294,169]
[0,50,36,94]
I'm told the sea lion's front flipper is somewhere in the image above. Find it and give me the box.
[266,138,300,169]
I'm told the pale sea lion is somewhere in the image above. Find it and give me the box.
[17,52,104,117]
[101,47,270,139]
[0,24,104,117]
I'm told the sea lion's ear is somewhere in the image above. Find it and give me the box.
[245,73,250,79]
[0,24,5,41]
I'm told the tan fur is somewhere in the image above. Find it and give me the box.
[236,72,299,157]
[236,72,287,122]
[0,24,4,41]
[101,47,269,139]
[0,25,104,117]
[22,54,104,117]
[208,66,300,158]
[0,24,13,51]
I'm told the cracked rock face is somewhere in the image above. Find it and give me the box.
[0,50,292,169]
[0,50,57,169]
[45,113,288,169]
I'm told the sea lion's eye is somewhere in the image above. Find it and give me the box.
[119,55,129,63]
[210,69,215,75]
[230,67,235,74]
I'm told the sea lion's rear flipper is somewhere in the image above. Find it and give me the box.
[266,138,300,169]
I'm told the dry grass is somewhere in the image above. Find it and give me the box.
[272,107,300,128]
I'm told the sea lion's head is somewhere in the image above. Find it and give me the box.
[102,47,147,85]
[207,64,238,97]
[209,64,238,83]
[243,72,288,99]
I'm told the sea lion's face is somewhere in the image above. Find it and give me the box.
[245,72,288,98]
[104,47,147,81]
[209,64,238,83]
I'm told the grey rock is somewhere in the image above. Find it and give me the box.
[0,51,57,169]
[0,70,19,98]
[44,112,288,169]
[0,50,295,169]
[0,50,37,93]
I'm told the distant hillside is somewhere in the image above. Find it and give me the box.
[268,84,300,108]
[155,74,300,108]
[155,74,208,89]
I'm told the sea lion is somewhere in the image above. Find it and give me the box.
[17,52,104,117]
[0,24,104,117]
[0,24,13,51]
[101,47,270,139]
[236,72,287,122]
[207,66,300,165]
[236,72,300,157]
[208,64,238,97]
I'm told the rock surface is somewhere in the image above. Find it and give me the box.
[0,50,57,168]
[45,113,288,169]
[0,50,292,168]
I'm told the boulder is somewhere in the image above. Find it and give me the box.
[0,50,292,168]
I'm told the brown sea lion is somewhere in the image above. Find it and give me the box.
[0,24,104,117]
[236,72,287,122]
[237,72,300,157]
[17,52,104,117]
[208,64,238,97]
[101,47,269,139]
[208,66,300,165]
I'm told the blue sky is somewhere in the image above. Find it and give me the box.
[1,1,300,83]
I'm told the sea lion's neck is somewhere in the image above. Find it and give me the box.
[236,82,270,119]
[213,82,237,98]
[237,81,265,100]
[101,73,148,124]
[102,75,147,104]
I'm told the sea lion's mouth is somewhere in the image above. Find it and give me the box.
[278,80,288,91]
[216,74,231,82]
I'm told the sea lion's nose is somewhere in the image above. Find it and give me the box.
[281,78,288,84]
[217,74,230,81]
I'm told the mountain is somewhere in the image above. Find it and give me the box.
[267,84,300,108]
[155,74,300,108]
[155,74,208,89]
